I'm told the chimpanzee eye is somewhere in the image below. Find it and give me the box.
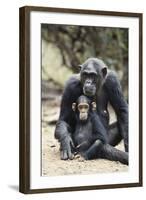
[82,72,88,79]
[78,104,89,111]
[90,73,97,82]
[79,105,83,110]
[84,105,89,110]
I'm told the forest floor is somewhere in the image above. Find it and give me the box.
[41,99,128,177]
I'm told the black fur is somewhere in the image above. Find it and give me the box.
[72,95,128,165]
[55,58,128,161]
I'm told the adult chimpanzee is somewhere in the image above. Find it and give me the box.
[71,95,128,165]
[55,58,128,160]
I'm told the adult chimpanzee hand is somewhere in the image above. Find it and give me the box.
[60,135,75,160]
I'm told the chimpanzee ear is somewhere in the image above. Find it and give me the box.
[102,67,107,77]
[78,65,82,71]
[91,102,96,111]
[72,103,76,111]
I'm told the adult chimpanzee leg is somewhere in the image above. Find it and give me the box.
[108,122,122,146]
[100,144,128,165]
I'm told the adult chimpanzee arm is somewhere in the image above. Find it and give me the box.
[55,121,75,160]
[104,71,128,152]
[55,76,82,159]
[55,76,82,140]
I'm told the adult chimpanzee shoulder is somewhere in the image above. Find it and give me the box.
[55,58,128,160]
[71,95,128,165]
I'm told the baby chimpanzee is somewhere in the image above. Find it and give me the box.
[72,95,128,165]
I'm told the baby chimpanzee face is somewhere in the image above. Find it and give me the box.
[77,101,89,121]
[72,95,96,121]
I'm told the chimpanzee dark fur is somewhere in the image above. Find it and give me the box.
[72,95,128,165]
[55,58,128,162]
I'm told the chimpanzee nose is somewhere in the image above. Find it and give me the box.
[85,81,92,88]
[86,80,91,84]
[85,82,92,89]
[86,83,90,86]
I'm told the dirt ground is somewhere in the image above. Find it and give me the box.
[42,100,128,177]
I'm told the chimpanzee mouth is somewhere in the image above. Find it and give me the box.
[83,87,96,97]
[79,113,88,121]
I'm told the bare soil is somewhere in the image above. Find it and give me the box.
[42,100,128,177]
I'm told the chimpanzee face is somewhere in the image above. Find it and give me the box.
[81,71,97,97]
[80,58,107,97]
[77,102,89,121]
[72,95,96,121]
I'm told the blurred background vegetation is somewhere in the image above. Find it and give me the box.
[41,24,128,100]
